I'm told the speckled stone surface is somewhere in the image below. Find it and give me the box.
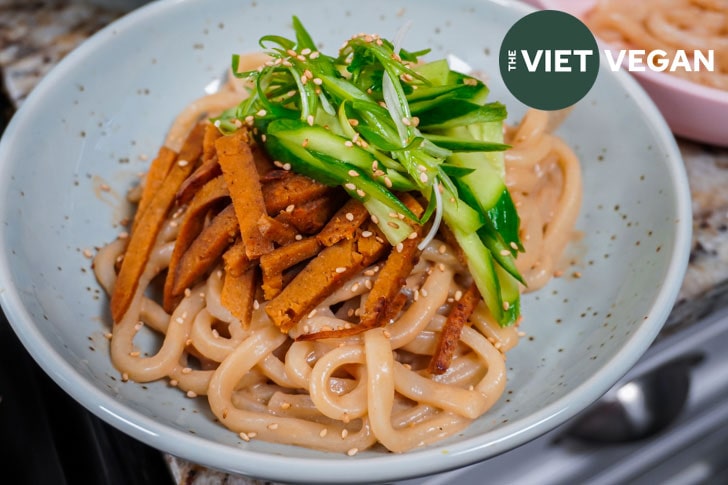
[1,2,727,484]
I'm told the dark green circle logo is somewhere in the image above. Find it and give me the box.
[500,10,599,110]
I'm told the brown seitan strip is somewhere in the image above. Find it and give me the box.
[261,170,333,214]
[315,198,370,247]
[170,204,241,302]
[163,175,230,311]
[220,266,258,328]
[275,193,343,235]
[257,214,299,246]
[132,146,177,234]
[222,239,251,278]
[110,122,205,322]
[176,157,222,206]
[259,237,322,300]
[265,234,387,333]
[216,128,273,259]
[428,283,481,375]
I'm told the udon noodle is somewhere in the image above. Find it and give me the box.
[586,0,728,90]
[93,55,582,454]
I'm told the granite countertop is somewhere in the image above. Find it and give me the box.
[1,2,728,484]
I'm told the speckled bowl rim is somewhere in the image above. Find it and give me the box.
[0,0,692,483]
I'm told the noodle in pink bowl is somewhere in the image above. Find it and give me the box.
[0,0,692,483]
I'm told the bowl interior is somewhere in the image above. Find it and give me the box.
[0,0,691,482]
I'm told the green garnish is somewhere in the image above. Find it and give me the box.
[215,17,525,326]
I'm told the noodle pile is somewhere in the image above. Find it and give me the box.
[586,0,728,90]
[93,56,582,454]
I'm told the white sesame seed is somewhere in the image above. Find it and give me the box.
[438,244,447,254]
[129,350,140,357]
[307,114,315,126]
[503,301,511,311]
[253,299,260,310]
[408,231,418,240]
[348,169,359,177]
[177,159,189,167]
[175,317,184,324]
[308,309,318,318]
[186,390,197,398]
[344,183,356,191]
[240,432,250,441]
[396,242,404,252]
[402,117,411,126]
[268,423,279,430]
[169,379,178,387]
[319,428,328,438]
[500,249,511,256]
[356,189,366,198]
[362,231,373,238]
[341,429,349,439]
[344,140,354,147]
[256,109,267,117]
[286,204,296,213]
[419,172,429,183]
[347,448,358,456]
[351,282,360,292]
[295,234,303,241]
[383,176,393,188]
[121,372,129,382]
[345,212,354,221]
[82,248,93,258]
[282,163,292,171]
[310,51,320,59]
[182,367,192,374]
[335,267,347,274]
[454,290,463,301]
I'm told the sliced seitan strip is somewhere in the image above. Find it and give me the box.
[221,266,258,328]
[428,283,481,375]
[315,198,370,247]
[259,237,322,300]
[110,122,205,322]
[216,128,273,259]
[163,175,230,311]
[169,204,240,303]
[261,170,333,214]
[265,233,387,333]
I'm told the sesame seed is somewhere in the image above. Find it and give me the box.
[182,367,192,374]
[297,54,306,61]
[402,117,411,126]
[177,159,189,167]
[364,280,373,290]
[356,189,366,197]
[308,309,318,318]
[184,288,191,297]
[282,163,292,171]
[129,350,140,357]
[383,330,391,338]
[253,299,260,310]
[438,244,447,254]
[348,170,359,177]
[307,114,314,126]
[348,118,359,126]
[186,390,198,398]
[239,432,250,441]
[387,221,400,229]
[503,301,511,311]
[268,423,279,430]
[286,49,297,57]
[500,249,511,256]
[169,379,178,387]
[121,372,129,382]
[248,432,257,438]
[345,212,354,221]
[362,231,373,238]
[438,263,446,272]
[286,204,295,213]
[396,242,404,252]
[408,231,418,240]
[341,429,349,438]
[383,176,393,188]
[301,48,312,55]
[175,317,184,324]
[351,282,360,292]
[421,288,428,297]
[344,183,356,191]
[347,448,359,456]
[313,77,323,85]
[454,290,463,301]
[280,402,292,410]
[419,172,429,183]
[335,267,347,274]
[371,215,379,224]
[310,51,320,59]
[82,248,93,258]
[320,428,328,438]
[295,234,303,241]
[344,140,354,147]
[256,109,267,117]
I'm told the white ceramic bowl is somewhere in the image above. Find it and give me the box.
[526,0,728,147]
[0,0,692,483]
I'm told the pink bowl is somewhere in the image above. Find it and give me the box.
[523,0,728,147]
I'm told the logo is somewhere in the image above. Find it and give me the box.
[500,10,599,111]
